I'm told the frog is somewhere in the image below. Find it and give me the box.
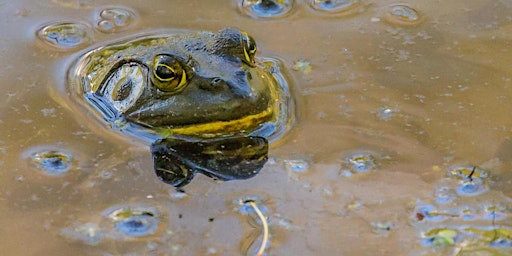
[68,28,292,187]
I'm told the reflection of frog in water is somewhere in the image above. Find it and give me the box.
[69,28,292,187]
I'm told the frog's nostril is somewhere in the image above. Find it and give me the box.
[197,77,228,92]
[210,77,223,86]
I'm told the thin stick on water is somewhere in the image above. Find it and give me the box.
[247,201,269,256]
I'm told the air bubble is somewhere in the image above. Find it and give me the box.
[308,0,365,16]
[36,22,92,50]
[96,7,138,33]
[377,106,394,120]
[344,153,376,172]
[169,190,188,201]
[490,238,512,247]
[238,0,294,19]
[383,4,423,26]
[30,150,73,175]
[284,159,309,173]
[455,179,487,196]
[434,186,455,204]
[459,207,476,221]
[482,205,508,221]
[105,206,159,237]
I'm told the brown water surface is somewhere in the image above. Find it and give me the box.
[1,0,511,255]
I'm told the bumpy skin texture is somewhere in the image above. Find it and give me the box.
[81,28,277,138]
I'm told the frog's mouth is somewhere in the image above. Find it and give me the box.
[155,105,275,138]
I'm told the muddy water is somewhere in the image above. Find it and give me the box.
[1,0,512,255]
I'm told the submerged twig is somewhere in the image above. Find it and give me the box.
[467,166,476,182]
[247,200,269,256]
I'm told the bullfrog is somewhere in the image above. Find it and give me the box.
[68,28,292,187]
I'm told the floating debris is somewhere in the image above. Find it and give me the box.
[246,200,269,256]
[415,204,459,222]
[422,228,458,247]
[371,221,392,231]
[235,195,269,215]
[292,60,312,75]
[449,166,489,197]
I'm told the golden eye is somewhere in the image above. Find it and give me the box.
[240,31,257,66]
[152,55,188,92]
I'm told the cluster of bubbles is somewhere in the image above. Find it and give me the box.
[60,195,285,256]
[36,6,138,50]
[36,22,92,50]
[61,205,159,245]
[412,165,512,251]
[33,1,427,252]
[238,0,365,18]
[35,2,423,50]
[96,7,138,33]
[238,0,422,24]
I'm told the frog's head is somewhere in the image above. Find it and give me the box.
[76,28,284,139]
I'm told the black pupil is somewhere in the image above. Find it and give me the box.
[156,65,176,80]
[249,42,255,52]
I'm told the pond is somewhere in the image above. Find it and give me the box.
[0,0,511,255]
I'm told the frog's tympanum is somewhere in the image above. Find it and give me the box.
[68,28,292,187]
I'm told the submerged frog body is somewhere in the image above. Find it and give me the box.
[68,28,292,187]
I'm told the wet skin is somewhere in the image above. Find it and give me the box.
[81,28,279,138]
[71,28,284,187]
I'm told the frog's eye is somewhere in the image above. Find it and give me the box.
[95,62,146,114]
[152,55,188,92]
[240,31,257,66]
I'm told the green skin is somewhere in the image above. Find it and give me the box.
[82,28,275,136]
[71,28,282,187]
